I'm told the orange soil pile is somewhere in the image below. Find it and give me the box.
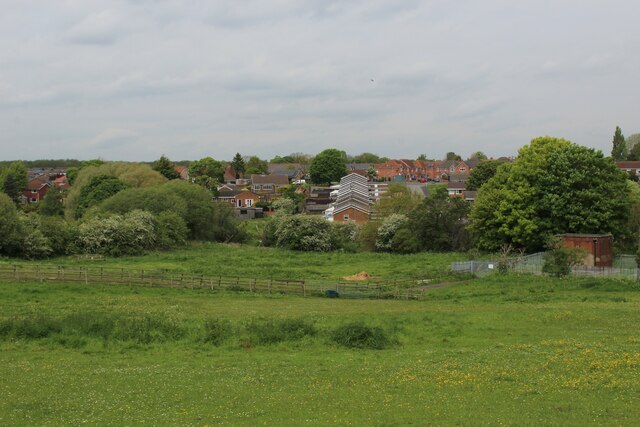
[342,271,378,281]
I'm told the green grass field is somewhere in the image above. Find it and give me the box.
[0,242,467,281]
[1,271,639,425]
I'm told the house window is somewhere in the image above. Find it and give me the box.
[236,199,242,207]
[246,199,253,207]
[459,168,466,172]
[343,214,350,220]
[31,198,37,202]
[240,209,247,215]
[263,184,273,190]
[32,190,38,194]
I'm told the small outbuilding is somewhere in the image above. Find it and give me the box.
[557,234,613,267]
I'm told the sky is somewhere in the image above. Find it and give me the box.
[0,0,638,162]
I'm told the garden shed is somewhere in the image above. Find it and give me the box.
[557,234,613,267]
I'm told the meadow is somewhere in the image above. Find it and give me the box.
[0,241,467,282]
[1,268,639,425]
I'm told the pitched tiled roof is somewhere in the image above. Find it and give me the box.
[251,174,289,185]
[616,161,640,168]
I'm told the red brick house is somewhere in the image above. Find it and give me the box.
[22,178,50,203]
[234,191,260,208]
[174,166,190,181]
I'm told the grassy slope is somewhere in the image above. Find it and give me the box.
[0,242,467,281]
[1,275,639,425]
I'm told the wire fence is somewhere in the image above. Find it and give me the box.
[0,264,432,300]
[452,253,639,280]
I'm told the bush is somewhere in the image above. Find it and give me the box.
[202,319,234,346]
[16,214,52,259]
[76,210,157,256]
[39,216,77,255]
[155,211,189,249]
[331,321,391,350]
[390,227,421,254]
[211,202,247,243]
[542,246,586,277]
[273,215,333,251]
[375,214,409,252]
[0,315,62,339]
[246,318,316,345]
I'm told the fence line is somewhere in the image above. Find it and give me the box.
[0,264,430,300]
[452,254,640,280]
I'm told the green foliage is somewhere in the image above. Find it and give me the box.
[331,321,391,349]
[15,214,53,259]
[154,211,189,249]
[202,319,234,346]
[309,149,348,184]
[246,318,316,345]
[0,161,28,204]
[0,193,21,255]
[376,214,409,252]
[390,228,421,254]
[416,154,427,161]
[230,153,246,178]
[542,245,586,277]
[152,155,180,180]
[410,187,471,252]
[611,126,627,160]
[465,160,505,191]
[65,162,166,219]
[211,202,247,243]
[445,152,462,161]
[188,157,224,189]
[76,210,157,256]
[626,133,640,160]
[39,188,65,216]
[470,137,630,252]
[245,156,269,175]
[351,152,387,164]
[265,215,356,252]
[375,184,421,218]
[272,197,296,214]
[39,216,77,255]
[469,151,488,160]
[76,175,128,218]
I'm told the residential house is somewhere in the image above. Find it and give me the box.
[251,174,289,201]
[224,165,238,183]
[234,190,260,208]
[174,166,190,181]
[616,161,640,177]
[52,175,70,190]
[22,178,50,203]
[268,164,305,181]
[304,186,335,214]
[331,173,371,223]
[447,181,466,197]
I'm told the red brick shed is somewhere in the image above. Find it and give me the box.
[557,234,613,267]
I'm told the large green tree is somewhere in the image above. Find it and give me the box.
[230,153,246,178]
[611,126,627,160]
[75,175,129,218]
[188,157,225,189]
[409,187,471,251]
[465,160,506,191]
[245,156,269,175]
[309,149,348,184]
[470,137,631,252]
[152,155,180,180]
[0,193,20,254]
[0,161,28,204]
[626,133,640,160]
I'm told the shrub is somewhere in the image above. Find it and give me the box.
[273,215,333,251]
[246,318,316,345]
[39,216,77,256]
[542,245,586,277]
[203,319,234,346]
[76,210,157,256]
[331,321,391,350]
[0,315,62,339]
[155,211,189,249]
[16,214,53,259]
[375,214,409,252]
[390,227,421,254]
[211,202,247,243]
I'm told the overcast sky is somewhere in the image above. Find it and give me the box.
[0,1,638,161]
